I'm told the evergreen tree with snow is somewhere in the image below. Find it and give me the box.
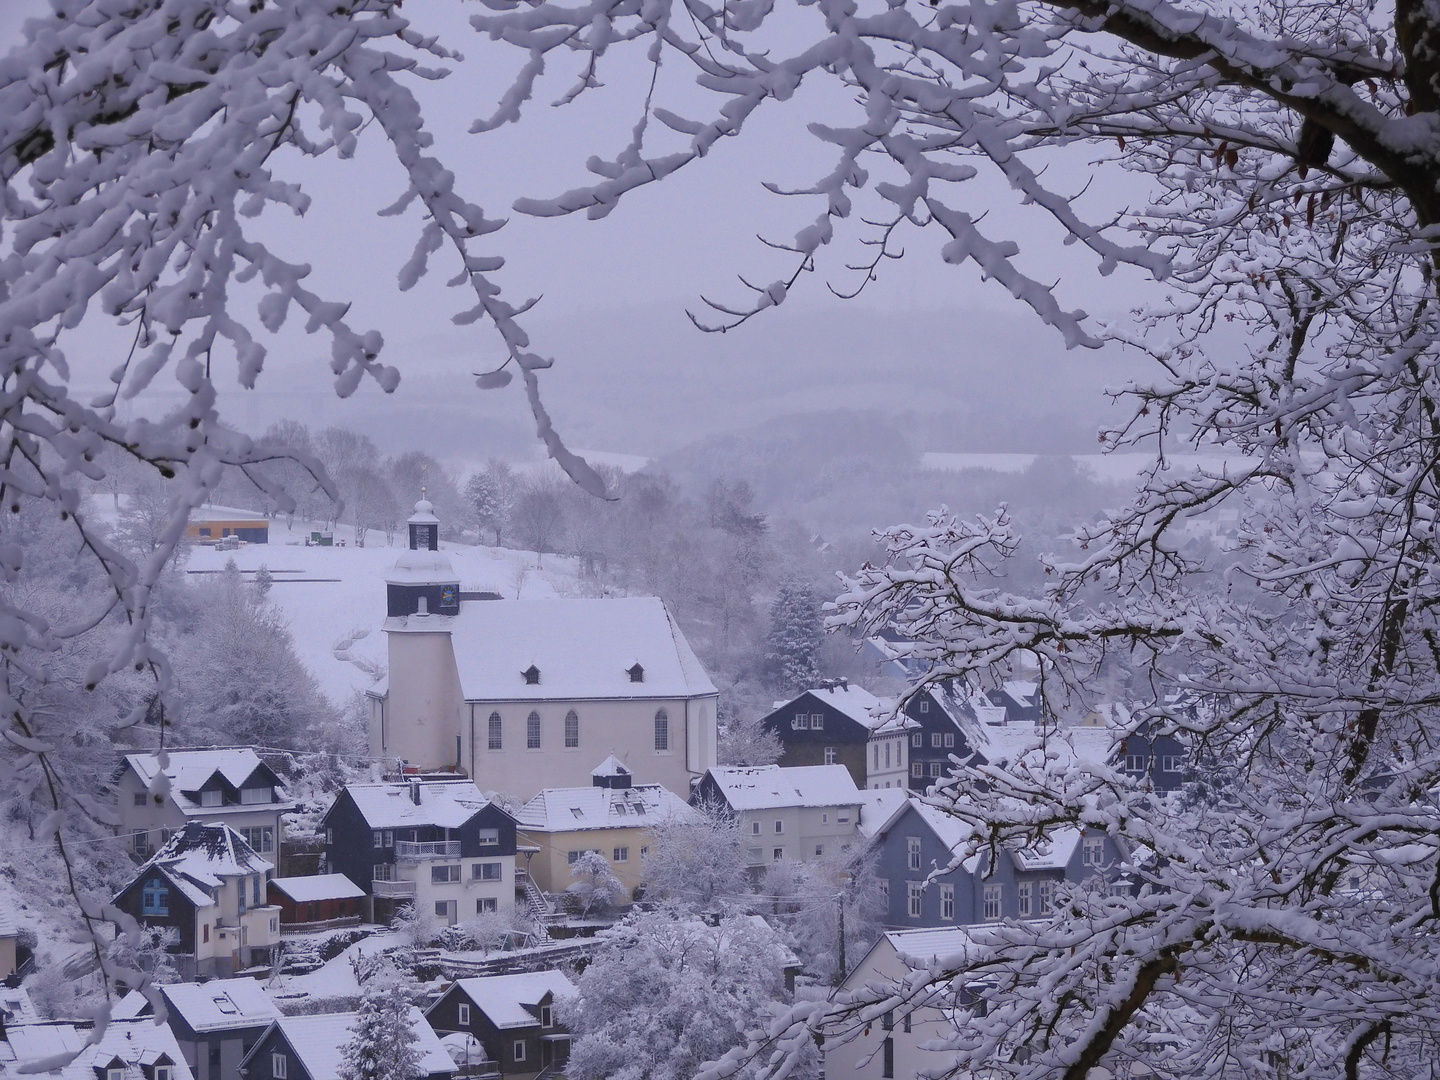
[338,973,422,1080]
[764,581,822,693]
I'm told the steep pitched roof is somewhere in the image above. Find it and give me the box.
[122,749,291,814]
[336,781,500,831]
[704,765,861,811]
[386,597,717,700]
[449,972,577,1030]
[515,784,698,832]
[252,1010,453,1080]
[119,823,272,911]
[856,788,911,839]
[5,1020,195,1080]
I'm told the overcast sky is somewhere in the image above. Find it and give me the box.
[1,0,1172,461]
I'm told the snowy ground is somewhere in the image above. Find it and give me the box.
[184,517,581,705]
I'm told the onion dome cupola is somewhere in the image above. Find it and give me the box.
[386,492,462,617]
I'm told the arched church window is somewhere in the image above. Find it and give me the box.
[564,710,579,749]
[527,711,542,750]
[487,712,502,751]
[654,709,670,752]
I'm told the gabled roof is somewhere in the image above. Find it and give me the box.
[386,597,716,700]
[882,926,977,963]
[704,765,861,811]
[590,755,630,779]
[447,971,577,1030]
[122,749,291,815]
[799,684,885,728]
[248,1010,453,1080]
[856,788,911,839]
[1009,828,1082,871]
[515,784,698,832]
[267,875,366,904]
[333,782,502,831]
[159,979,282,1032]
[4,1020,195,1080]
[119,823,272,911]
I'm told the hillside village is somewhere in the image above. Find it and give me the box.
[0,492,1195,1080]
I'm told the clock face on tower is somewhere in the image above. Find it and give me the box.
[440,584,457,608]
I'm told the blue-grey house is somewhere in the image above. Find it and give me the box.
[861,796,1129,928]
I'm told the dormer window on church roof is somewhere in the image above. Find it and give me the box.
[523,665,541,685]
[627,663,644,683]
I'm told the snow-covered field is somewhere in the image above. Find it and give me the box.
[186,518,579,704]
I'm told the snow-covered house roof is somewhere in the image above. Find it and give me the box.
[3,1020,195,1080]
[1009,828,1082,871]
[245,1010,453,1080]
[856,788,911,839]
[121,749,293,815]
[805,684,885,727]
[188,504,268,523]
[164,979,281,1032]
[121,823,273,912]
[704,765,862,811]
[0,987,39,1028]
[337,781,498,831]
[268,875,366,904]
[590,755,630,779]
[384,597,717,701]
[971,724,1116,772]
[448,971,577,1030]
[882,926,977,964]
[515,783,698,832]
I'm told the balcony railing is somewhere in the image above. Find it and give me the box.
[395,840,461,860]
[372,878,417,898]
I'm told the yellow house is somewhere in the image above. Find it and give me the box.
[514,758,699,899]
[186,504,270,544]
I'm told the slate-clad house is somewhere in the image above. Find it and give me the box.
[863,796,1128,929]
[425,971,577,1080]
[323,780,519,926]
[115,749,294,862]
[901,686,979,792]
[761,682,915,791]
[114,979,281,1080]
[111,822,281,979]
[239,1011,454,1080]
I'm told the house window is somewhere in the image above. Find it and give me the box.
[384,831,394,848]
[436,901,451,918]
[928,761,943,778]
[1124,754,1147,773]
[823,746,838,765]
[432,865,462,884]
[878,879,889,905]
[242,827,275,854]
[983,884,1002,920]
[837,811,850,823]
[628,663,644,683]
[513,1041,527,1063]
[527,712,542,749]
[108,1067,125,1080]
[373,831,383,848]
[882,1037,894,1079]
[919,700,929,713]
[473,862,502,881]
[654,709,670,751]
[941,883,955,920]
[477,897,497,914]
[911,733,922,749]
[488,712,502,751]
[911,762,925,778]
[873,744,880,769]
[792,713,806,730]
[272,1054,287,1080]
[907,882,923,918]
[1018,881,1032,916]
[133,792,147,807]
[374,863,393,882]
[537,1004,553,1026]
[156,1066,172,1080]
[141,879,169,916]
[907,836,922,871]
[810,713,824,729]
[132,830,149,855]
[774,820,784,834]
[564,710,580,748]
[822,813,829,824]
[1162,754,1185,773]
[773,847,784,861]
[747,847,763,864]
[885,741,892,769]
[931,733,942,748]
[199,790,222,807]
[751,821,761,835]
[613,846,629,862]
[203,924,209,943]
[945,733,955,748]
[478,828,499,845]
[1039,880,1055,914]
[1083,836,1105,866]
[458,1003,471,1026]
[814,844,824,857]
[523,665,540,685]
[254,875,262,905]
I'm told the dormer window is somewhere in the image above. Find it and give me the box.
[523,665,541,685]
[627,663,644,683]
[199,790,222,807]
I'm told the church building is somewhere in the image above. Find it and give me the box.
[368,498,720,801]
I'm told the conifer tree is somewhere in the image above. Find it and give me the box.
[764,581,822,694]
[338,973,422,1080]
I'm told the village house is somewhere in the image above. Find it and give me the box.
[822,927,979,1080]
[185,505,269,545]
[900,686,975,792]
[693,764,863,866]
[238,1011,454,1080]
[2,1018,196,1080]
[265,876,366,932]
[322,780,519,927]
[425,971,578,1080]
[111,822,281,979]
[113,979,281,1080]
[114,750,294,862]
[513,761,698,899]
[761,683,916,791]
[367,500,720,801]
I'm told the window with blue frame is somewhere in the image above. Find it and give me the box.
[141,878,169,916]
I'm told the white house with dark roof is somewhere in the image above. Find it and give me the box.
[115,749,294,861]
[111,822,281,979]
[367,501,719,801]
[694,765,863,866]
[239,1011,453,1080]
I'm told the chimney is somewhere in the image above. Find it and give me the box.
[409,778,422,805]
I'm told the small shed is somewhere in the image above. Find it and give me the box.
[267,874,366,930]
